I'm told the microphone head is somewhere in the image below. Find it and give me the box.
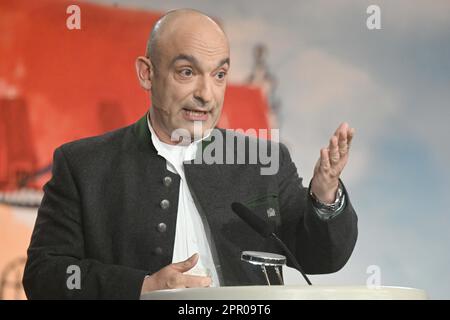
[231,202,274,238]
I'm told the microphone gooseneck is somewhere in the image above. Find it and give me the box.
[231,202,312,285]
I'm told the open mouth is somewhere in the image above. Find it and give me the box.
[182,108,210,121]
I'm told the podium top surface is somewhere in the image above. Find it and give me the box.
[140,285,427,300]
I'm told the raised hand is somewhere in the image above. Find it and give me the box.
[310,123,355,203]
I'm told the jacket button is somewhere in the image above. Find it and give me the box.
[157,222,167,233]
[160,199,170,210]
[154,247,163,255]
[163,176,172,187]
[267,207,276,217]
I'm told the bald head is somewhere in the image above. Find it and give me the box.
[135,9,230,144]
[146,9,228,67]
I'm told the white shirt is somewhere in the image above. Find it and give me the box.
[147,116,220,287]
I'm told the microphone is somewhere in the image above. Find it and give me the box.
[231,202,312,285]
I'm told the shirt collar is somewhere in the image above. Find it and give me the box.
[146,112,212,162]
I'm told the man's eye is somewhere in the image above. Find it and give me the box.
[180,69,193,77]
[216,71,227,80]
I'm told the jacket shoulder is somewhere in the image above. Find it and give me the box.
[56,124,135,165]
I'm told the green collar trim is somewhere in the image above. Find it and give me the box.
[132,112,155,152]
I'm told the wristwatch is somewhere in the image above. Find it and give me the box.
[309,183,344,212]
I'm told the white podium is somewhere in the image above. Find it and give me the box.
[140,285,427,300]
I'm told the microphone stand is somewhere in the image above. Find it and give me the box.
[271,233,312,285]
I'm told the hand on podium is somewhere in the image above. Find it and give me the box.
[140,253,212,294]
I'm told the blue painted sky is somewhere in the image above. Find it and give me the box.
[92,0,450,298]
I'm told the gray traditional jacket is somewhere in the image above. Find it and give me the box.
[23,114,358,299]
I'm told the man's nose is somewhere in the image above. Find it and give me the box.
[193,76,213,106]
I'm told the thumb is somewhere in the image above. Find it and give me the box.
[172,253,199,273]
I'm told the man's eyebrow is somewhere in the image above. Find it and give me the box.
[170,54,230,70]
[170,54,200,68]
[216,58,230,69]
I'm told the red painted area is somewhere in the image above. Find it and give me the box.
[0,0,269,190]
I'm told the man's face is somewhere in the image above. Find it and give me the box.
[149,27,230,142]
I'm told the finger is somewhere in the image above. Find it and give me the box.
[172,253,199,273]
[347,127,355,149]
[334,122,349,137]
[338,130,348,157]
[320,148,331,171]
[181,274,212,288]
[329,136,340,165]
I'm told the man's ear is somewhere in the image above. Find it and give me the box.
[135,56,153,90]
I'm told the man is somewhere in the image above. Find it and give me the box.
[23,9,357,299]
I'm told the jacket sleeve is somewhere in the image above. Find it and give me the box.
[23,147,148,299]
[277,143,358,274]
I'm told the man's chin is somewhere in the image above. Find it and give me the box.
[170,121,214,144]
